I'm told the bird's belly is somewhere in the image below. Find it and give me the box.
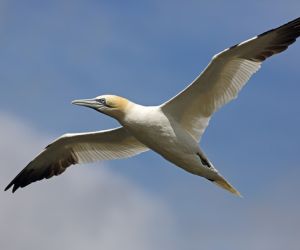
[122,107,202,168]
[124,120,212,177]
[124,120,198,157]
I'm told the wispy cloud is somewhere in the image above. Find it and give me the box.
[0,112,177,250]
[1,112,300,250]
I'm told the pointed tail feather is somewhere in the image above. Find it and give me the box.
[211,175,242,197]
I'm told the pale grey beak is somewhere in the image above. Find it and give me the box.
[72,98,99,109]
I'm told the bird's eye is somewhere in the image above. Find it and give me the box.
[97,98,106,105]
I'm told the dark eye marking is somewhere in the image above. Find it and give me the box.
[96,98,114,108]
[96,98,107,105]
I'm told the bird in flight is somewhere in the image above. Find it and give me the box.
[5,17,300,196]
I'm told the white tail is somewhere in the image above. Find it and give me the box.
[211,175,242,197]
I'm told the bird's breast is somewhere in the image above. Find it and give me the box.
[121,106,198,156]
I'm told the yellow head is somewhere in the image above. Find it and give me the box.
[72,95,131,120]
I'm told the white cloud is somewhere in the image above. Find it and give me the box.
[0,112,177,250]
[0,108,299,250]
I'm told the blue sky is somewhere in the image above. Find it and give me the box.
[1,1,300,249]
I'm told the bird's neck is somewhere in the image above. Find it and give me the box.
[107,100,136,122]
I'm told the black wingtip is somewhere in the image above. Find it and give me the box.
[4,182,12,192]
[4,174,22,193]
[4,182,17,193]
[12,185,19,193]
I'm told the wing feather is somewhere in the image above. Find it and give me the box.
[162,17,300,141]
[5,127,148,192]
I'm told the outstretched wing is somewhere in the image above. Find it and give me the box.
[162,17,300,141]
[5,127,148,192]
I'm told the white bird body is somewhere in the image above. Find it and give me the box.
[122,104,212,175]
[122,105,194,155]
[5,17,300,196]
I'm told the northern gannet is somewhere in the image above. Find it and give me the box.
[5,17,300,196]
